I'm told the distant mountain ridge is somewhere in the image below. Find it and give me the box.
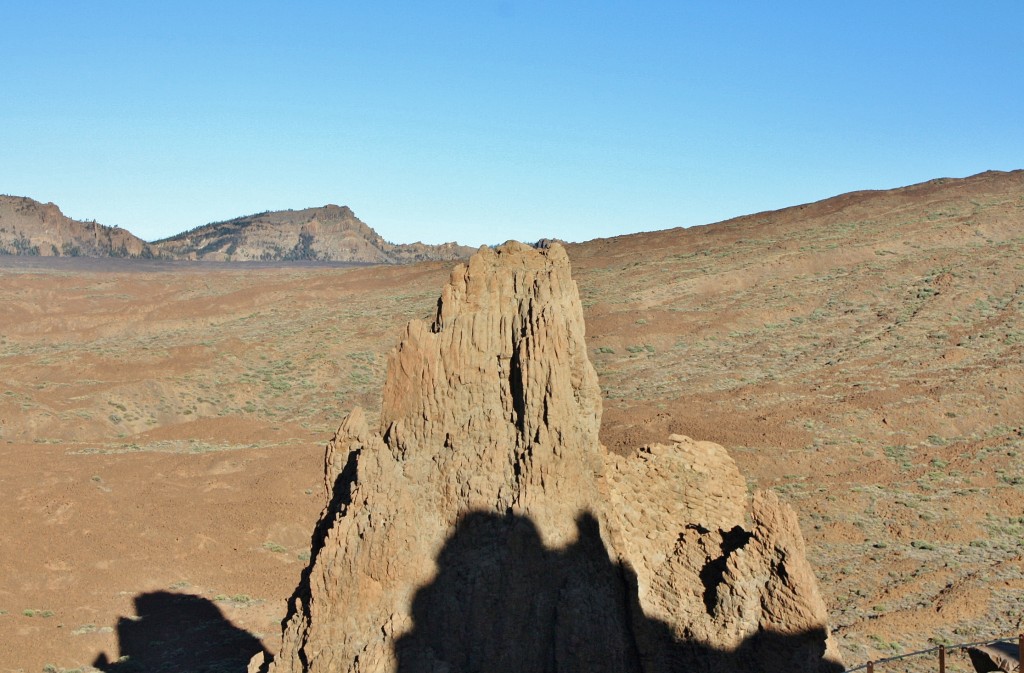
[0,196,154,258]
[0,197,474,264]
[151,204,474,263]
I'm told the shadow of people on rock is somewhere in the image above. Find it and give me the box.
[395,511,642,673]
[93,591,268,673]
[394,510,844,673]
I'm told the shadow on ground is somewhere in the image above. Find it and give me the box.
[93,591,268,673]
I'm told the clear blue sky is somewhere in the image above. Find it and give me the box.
[2,2,1021,247]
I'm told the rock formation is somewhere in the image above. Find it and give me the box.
[255,241,843,673]
[151,205,473,263]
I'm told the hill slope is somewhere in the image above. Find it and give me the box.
[0,196,155,258]
[570,168,1024,663]
[151,205,474,263]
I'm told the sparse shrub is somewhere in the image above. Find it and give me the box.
[23,608,54,617]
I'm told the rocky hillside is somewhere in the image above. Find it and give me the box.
[151,205,474,263]
[0,196,154,258]
[0,197,473,264]
[254,242,841,673]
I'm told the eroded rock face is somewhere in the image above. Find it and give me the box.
[257,242,843,673]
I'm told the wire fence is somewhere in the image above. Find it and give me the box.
[846,634,1023,673]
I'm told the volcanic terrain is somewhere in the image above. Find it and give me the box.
[1,170,1022,671]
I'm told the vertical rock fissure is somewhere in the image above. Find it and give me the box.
[509,348,526,434]
[283,447,361,626]
[698,525,754,616]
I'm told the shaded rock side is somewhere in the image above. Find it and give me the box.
[259,242,842,673]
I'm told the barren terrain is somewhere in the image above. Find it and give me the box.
[1,170,1022,672]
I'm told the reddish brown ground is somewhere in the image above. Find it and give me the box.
[1,170,1022,671]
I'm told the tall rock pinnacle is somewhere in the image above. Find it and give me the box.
[255,242,843,673]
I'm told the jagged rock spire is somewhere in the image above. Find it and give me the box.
[255,242,843,673]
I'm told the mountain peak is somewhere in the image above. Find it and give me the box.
[151,206,472,263]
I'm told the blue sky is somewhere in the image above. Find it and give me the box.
[2,2,1021,247]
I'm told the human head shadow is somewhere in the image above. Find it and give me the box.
[395,510,844,673]
[93,591,268,673]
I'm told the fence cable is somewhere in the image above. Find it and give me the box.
[846,634,1021,672]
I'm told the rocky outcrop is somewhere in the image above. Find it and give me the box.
[151,205,473,263]
[607,438,843,672]
[0,196,154,257]
[256,242,843,673]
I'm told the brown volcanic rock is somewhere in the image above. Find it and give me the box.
[263,242,617,672]
[606,437,841,668]
[151,205,473,263]
[258,242,842,673]
[0,195,153,257]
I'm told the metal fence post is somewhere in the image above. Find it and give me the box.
[1018,634,1022,673]
[939,644,945,673]
[867,661,874,673]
